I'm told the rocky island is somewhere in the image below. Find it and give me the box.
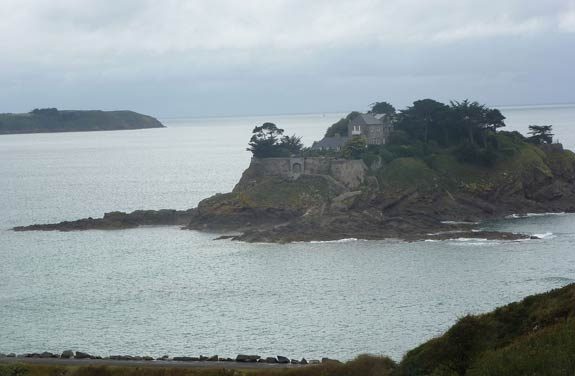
[0,108,164,134]
[13,99,575,242]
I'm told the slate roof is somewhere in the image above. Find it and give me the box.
[349,113,383,126]
[311,136,349,150]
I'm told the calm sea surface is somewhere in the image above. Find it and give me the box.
[1,105,575,360]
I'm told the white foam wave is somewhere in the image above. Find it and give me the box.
[531,232,555,240]
[505,212,566,219]
[441,221,480,225]
[309,238,362,244]
[453,238,489,242]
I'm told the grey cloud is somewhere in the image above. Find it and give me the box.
[0,0,573,116]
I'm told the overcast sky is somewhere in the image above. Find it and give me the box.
[1,0,574,117]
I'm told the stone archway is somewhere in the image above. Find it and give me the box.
[292,162,302,174]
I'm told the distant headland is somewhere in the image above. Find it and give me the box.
[0,108,164,135]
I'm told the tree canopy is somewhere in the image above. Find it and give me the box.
[369,101,396,117]
[394,99,507,148]
[325,111,360,137]
[342,136,367,159]
[247,122,303,158]
[528,125,554,145]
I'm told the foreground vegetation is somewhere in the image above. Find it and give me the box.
[3,284,574,375]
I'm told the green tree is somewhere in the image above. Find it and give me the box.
[450,100,488,146]
[279,134,303,154]
[369,101,396,117]
[528,125,554,144]
[484,108,506,132]
[247,122,285,158]
[396,99,449,144]
[342,136,367,159]
[325,111,361,137]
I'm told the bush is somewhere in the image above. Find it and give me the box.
[455,143,498,167]
[0,364,29,376]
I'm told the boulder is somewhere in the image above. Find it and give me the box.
[322,357,341,364]
[264,357,278,363]
[143,356,154,361]
[75,351,92,359]
[7,353,16,358]
[61,350,74,359]
[309,359,320,364]
[173,356,196,361]
[40,352,57,358]
[199,355,208,361]
[0,353,5,358]
[291,359,300,364]
[277,355,290,364]
[207,355,219,361]
[236,354,260,362]
[300,358,308,365]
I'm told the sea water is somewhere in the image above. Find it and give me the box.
[1,106,574,360]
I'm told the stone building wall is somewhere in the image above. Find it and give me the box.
[249,157,367,190]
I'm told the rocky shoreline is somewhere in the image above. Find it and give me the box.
[11,207,542,243]
[11,143,575,243]
[0,351,338,367]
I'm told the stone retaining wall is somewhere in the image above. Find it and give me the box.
[249,157,366,189]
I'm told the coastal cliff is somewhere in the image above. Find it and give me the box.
[181,134,575,242]
[0,108,164,134]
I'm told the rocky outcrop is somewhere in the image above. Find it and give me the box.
[13,209,195,232]
[236,354,261,362]
[188,143,575,243]
[13,144,575,243]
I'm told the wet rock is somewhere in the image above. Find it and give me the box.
[264,357,278,363]
[300,358,308,365]
[61,350,74,359]
[157,355,170,361]
[7,353,16,358]
[309,360,320,364]
[173,356,196,362]
[143,356,154,361]
[236,354,260,362]
[75,351,92,359]
[277,356,290,364]
[40,352,58,358]
[322,357,341,364]
[199,355,208,361]
[291,359,300,364]
[207,355,219,361]
[14,209,196,232]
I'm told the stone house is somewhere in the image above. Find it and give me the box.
[311,113,393,151]
[348,113,393,145]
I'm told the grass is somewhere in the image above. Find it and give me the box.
[376,158,439,191]
[394,283,575,375]
[0,355,396,376]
